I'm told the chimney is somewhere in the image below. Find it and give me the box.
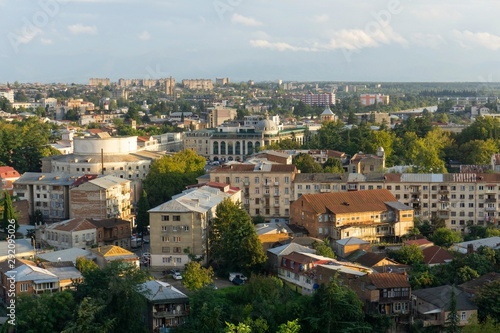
[467,244,474,254]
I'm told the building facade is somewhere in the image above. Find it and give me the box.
[209,163,297,221]
[69,176,132,220]
[182,79,213,90]
[360,94,390,106]
[300,92,336,106]
[148,183,241,268]
[289,189,414,242]
[36,218,97,251]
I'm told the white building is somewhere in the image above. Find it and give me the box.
[36,218,97,251]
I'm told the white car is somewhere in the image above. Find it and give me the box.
[229,272,247,282]
[172,272,182,280]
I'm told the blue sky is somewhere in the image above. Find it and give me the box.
[1,0,500,83]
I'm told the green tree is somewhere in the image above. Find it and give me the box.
[431,228,463,247]
[144,149,205,207]
[224,322,252,333]
[136,190,150,236]
[73,260,149,332]
[323,157,344,173]
[16,290,75,333]
[293,153,323,173]
[445,286,460,333]
[62,297,115,333]
[276,319,301,333]
[209,199,266,274]
[305,277,369,333]
[182,261,214,291]
[390,244,424,265]
[475,279,500,321]
[2,191,18,233]
[312,239,336,259]
[463,315,500,333]
[457,266,479,284]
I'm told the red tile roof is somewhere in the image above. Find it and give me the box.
[0,166,20,179]
[47,218,96,232]
[369,273,410,289]
[301,189,398,214]
[422,246,453,265]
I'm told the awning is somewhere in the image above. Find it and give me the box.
[422,309,441,314]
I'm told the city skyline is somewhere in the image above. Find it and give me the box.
[2,0,500,83]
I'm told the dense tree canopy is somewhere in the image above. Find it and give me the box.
[209,199,266,274]
[144,149,205,208]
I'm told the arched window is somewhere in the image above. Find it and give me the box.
[220,141,226,155]
[213,141,219,155]
[247,142,253,155]
[235,141,241,155]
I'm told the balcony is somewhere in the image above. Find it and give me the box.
[438,190,449,195]
[410,189,421,194]
[274,203,280,207]
[153,310,187,318]
[486,198,497,203]
[244,181,250,186]
[264,193,270,196]
[411,198,420,203]
[264,182,272,187]
[320,189,330,193]
[439,197,450,202]
[486,207,498,212]
[274,182,279,186]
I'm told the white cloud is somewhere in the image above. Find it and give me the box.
[250,40,314,52]
[313,14,329,23]
[138,31,151,41]
[326,25,407,50]
[411,33,446,49]
[231,14,263,27]
[40,38,54,45]
[68,24,98,35]
[413,7,463,20]
[453,30,500,50]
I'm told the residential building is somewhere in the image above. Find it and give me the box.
[349,148,385,174]
[206,107,237,127]
[459,272,500,297]
[451,237,500,254]
[345,251,406,273]
[148,183,241,268]
[0,260,59,305]
[422,245,453,267]
[266,243,316,274]
[89,78,111,86]
[334,237,371,258]
[89,218,132,249]
[300,92,335,107]
[140,280,189,332]
[90,245,139,268]
[412,285,477,328]
[38,261,83,290]
[360,93,389,106]
[69,175,132,220]
[351,273,411,332]
[0,88,14,103]
[216,77,230,86]
[36,218,97,251]
[182,79,213,90]
[209,163,297,221]
[13,173,87,222]
[183,129,212,156]
[354,111,391,125]
[289,189,414,242]
[255,222,293,251]
[0,166,20,194]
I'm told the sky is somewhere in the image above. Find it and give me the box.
[1,0,500,83]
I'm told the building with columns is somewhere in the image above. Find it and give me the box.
[184,114,307,161]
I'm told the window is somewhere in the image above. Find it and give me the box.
[284,176,289,184]
[161,225,168,231]
[235,177,240,183]
[162,247,170,253]
[173,247,181,253]
[285,188,289,195]
[297,185,302,190]
[387,186,392,190]
[173,236,181,242]
[255,177,260,184]
[20,283,29,292]
[461,312,466,321]
[74,235,78,243]
[255,188,260,194]
[396,186,401,190]
[162,215,169,221]
[172,215,181,221]
[162,236,170,242]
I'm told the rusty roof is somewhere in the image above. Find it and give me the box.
[46,218,96,232]
[300,189,398,214]
[422,246,454,265]
[404,239,434,247]
[369,273,410,289]
[282,251,322,264]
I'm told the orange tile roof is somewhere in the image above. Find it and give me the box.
[47,218,96,232]
[0,166,20,179]
[404,239,434,247]
[369,273,410,289]
[301,189,397,214]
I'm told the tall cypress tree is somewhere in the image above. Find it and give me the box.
[136,190,150,236]
[2,191,18,233]
[445,285,460,333]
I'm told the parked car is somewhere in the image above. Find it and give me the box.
[229,273,247,282]
[167,269,180,275]
[232,277,245,286]
[172,272,182,280]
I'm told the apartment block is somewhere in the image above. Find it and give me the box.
[360,93,389,106]
[88,78,111,86]
[289,189,414,242]
[300,92,336,106]
[182,79,213,90]
[148,183,241,268]
[89,218,132,249]
[209,163,297,221]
